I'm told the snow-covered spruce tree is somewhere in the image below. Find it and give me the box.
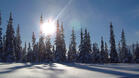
[0,11,3,61]
[132,43,136,62]
[55,20,61,62]
[27,42,33,62]
[92,43,100,63]
[45,35,53,62]
[104,42,109,63]
[134,42,139,63]
[15,24,22,62]
[127,48,133,63]
[100,36,105,63]
[35,42,39,62]
[68,27,77,62]
[118,42,121,62]
[32,32,37,62]
[109,22,118,63]
[51,45,55,61]
[78,29,92,63]
[119,29,128,63]
[4,12,15,62]
[37,15,45,62]
[77,28,84,62]
[87,32,92,56]
[21,42,27,62]
[55,20,66,62]
[38,35,45,62]
[60,22,66,62]
[85,31,92,63]
[2,35,6,62]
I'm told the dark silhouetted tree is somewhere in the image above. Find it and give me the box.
[21,42,27,62]
[27,42,32,62]
[100,36,105,63]
[15,24,22,62]
[119,29,128,63]
[92,43,100,63]
[78,29,92,63]
[32,32,36,62]
[4,12,15,62]
[68,27,77,62]
[52,45,55,61]
[134,42,139,63]
[109,22,118,63]
[104,42,109,63]
[38,36,45,62]
[60,22,66,61]
[78,28,84,62]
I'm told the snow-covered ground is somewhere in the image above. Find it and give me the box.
[0,63,139,78]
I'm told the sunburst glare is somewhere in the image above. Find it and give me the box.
[41,19,56,36]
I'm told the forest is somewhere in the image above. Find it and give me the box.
[0,12,139,63]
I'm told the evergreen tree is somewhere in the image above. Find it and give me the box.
[52,45,55,61]
[109,22,118,63]
[15,24,22,62]
[38,36,45,62]
[21,42,27,62]
[2,35,6,62]
[87,32,92,54]
[104,42,109,63]
[55,20,66,62]
[38,15,45,62]
[78,28,84,62]
[32,32,36,62]
[27,42,32,62]
[92,43,100,63]
[132,43,136,62]
[83,29,92,63]
[55,20,61,62]
[68,27,77,62]
[78,29,92,63]
[45,35,53,62]
[118,42,121,62]
[0,11,2,61]
[35,42,39,62]
[100,36,105,63]
[120,29,128,63]
[4,12,15,62]
[134,42,139,63]
[79,28,83,53]
[32,32,36,47]
[127,48,133,63]
[60,22,66,61]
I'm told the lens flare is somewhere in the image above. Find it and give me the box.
[41,20,56,36]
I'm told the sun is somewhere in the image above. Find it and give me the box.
[41,20,56,36]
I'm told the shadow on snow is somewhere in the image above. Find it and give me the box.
[0,63,139,78]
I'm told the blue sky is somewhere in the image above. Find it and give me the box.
[0,0,139,47]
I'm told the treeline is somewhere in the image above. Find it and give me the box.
[0,12,139,63]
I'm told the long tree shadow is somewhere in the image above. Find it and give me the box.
[0,63,66,78]
[60,63,139,78]
[0,63,34,74]
[87,64,139,72]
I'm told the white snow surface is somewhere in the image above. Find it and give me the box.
[0,63,139,78]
